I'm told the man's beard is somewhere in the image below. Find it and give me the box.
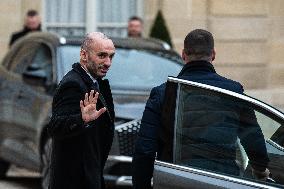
[86,60,106,79]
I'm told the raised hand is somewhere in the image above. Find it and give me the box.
[80,90,106,123]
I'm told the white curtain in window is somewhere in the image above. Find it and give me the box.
[45,0,86,37]
[96,0,139,37]
[44,0,141,37]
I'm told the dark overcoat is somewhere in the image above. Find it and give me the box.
[48,63,115,189]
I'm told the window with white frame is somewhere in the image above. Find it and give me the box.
[44,0,143,37]
[44,0,86,37]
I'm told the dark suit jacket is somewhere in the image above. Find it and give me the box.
[132,61,269,189]
[48,63,115,189]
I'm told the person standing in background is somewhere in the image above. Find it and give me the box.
[9,9,41,47]
[127,16,143,38]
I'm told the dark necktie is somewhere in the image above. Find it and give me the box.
[93,81,100,92]
[93,81,113,123]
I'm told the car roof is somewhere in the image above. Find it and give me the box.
[65,36,172,50]
[16,32,172,51]
[2,32,184,69]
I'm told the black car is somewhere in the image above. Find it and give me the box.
[0,32,183,188]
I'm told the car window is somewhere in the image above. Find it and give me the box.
[56,45,80,82]
[106,49,182,90]
[164,78,284,188]
[6,41,53,89]
[5,42,40,72]
[20,44,53,89]
[57,46,183,89]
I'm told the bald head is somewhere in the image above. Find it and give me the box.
[80,32,115,78]
[81,32,110,53]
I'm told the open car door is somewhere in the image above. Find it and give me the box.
[153,77,284,189]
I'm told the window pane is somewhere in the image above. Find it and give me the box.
[56,45,80,82]
[45,0,86,37]
[96,0,140,37]
[256,111,282,141]
[106,49,182,90]
[45,0,141,37]
[46,0,86,23]
[57,46,183,88]
[97,0,137,22]
[173,83,284,187]
[8,42,40,73]
[22,44,53,88]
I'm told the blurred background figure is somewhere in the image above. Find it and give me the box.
[9,9,41,47]
[127,16,143,38]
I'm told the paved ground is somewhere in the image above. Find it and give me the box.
[0,166,125,189]
[0,165,41,189]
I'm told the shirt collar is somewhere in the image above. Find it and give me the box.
[80,65,98,84]
[178,60,216,77]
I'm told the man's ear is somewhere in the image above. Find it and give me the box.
[182,49,187,62]
[80,49,88,62]
[212,49,216,62]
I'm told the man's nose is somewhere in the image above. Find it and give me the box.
[105,56,112,66]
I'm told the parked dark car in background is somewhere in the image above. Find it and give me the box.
[0,32,183,188]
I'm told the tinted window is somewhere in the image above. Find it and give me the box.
[56,45,80,82]
[22,44,53,88]
[172,82,284,187]
[106,49,182,90]
[57,46,183,89]
[6,42,40,72]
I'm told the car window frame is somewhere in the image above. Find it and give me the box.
[154,160,281,189]
[3,37,57,86]
[169,76,284,158]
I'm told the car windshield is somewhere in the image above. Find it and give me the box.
[57,45,183,90]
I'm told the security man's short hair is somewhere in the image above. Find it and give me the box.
[184,29,214,57]
[128,16,143,24]
[26,9,39,17]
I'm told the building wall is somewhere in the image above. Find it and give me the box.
[268,0,284,88]
[0,0,41,61]
[209,0,269,89]
[144,0,284,90]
